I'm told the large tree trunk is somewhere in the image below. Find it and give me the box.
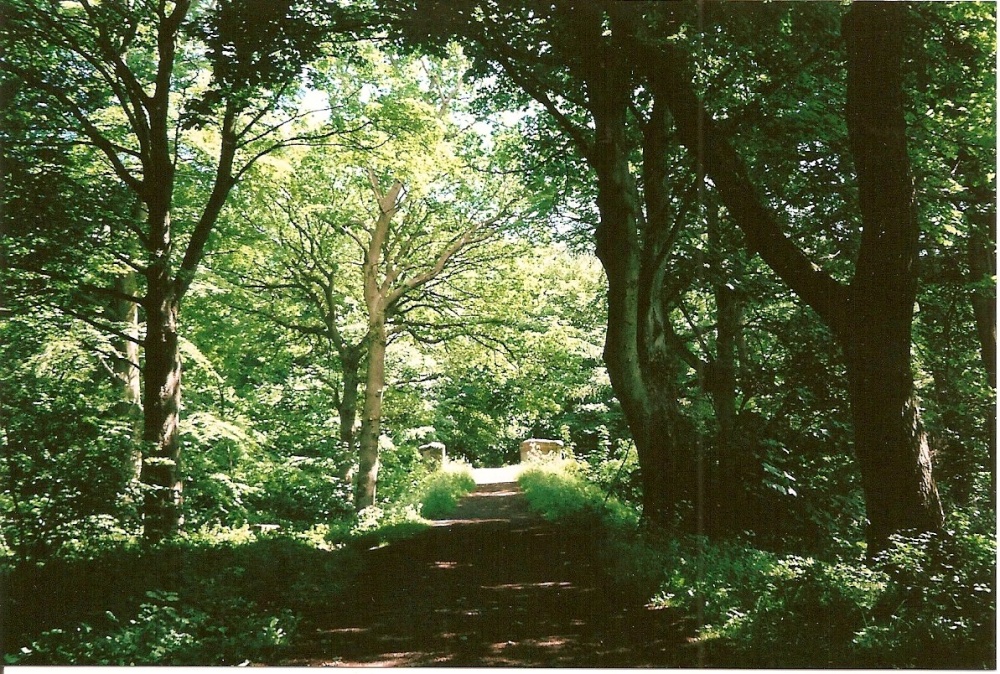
[355,318,386,510]
[842,2,943,551]
[140,241,183,543]
[628,2,945,550]
[588,46,684,526]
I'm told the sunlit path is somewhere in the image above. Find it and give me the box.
[471,465,524,485]
[280,477,689,667]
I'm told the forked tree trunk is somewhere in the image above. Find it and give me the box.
[592,123,681,526]
[354,174,402,510]
[632,2,945,551]
[585,11,690,526]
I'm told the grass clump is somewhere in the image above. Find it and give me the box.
[412,462,477,519]
[518,458,637,529]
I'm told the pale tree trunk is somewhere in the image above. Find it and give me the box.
[348,165,500,508]
[355,318,387,509]
[110,271,143,479]
[354,173,403,510]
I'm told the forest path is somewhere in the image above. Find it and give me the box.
[280,475,694,667]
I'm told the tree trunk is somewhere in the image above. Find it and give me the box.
[355,318,386,510]
[710,282,741,533]
[844,344,943,549]
[338,347,363,456]
[110,271,143,479]
[843,2,943,551]
[968,216,997,390]
[589,66,681,526]
[928,363,977,506]
[140,248,183,543]
[621,1,946,550]
[967,217,996,501]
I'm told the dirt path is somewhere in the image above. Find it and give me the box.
[281,476,694,667]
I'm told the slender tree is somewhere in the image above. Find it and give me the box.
[2,0,361,540]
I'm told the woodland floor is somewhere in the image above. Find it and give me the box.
[278,467,702,667]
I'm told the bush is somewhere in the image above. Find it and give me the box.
[580,439,642,506]
[3,532,367,666]
[859,512,996,668]
[341,462,477,546]
[1,317,142,558]
[248,456,354,525]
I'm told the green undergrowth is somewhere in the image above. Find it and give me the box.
[519,458,638,528]
[517,459,996,669]
[3,463,477,666]
[344,461,476,547]
[412,461,477,519]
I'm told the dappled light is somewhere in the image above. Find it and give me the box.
[281,477,688,667]
[2,0,994,668]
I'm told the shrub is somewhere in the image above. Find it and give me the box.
[859,512,996,668]
[374,439,431,505]
[0,318,142,559]
[247,456,354,525]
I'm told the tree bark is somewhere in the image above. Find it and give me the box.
[354,174,403,510]
[585,19,685,526]
[604,1,945,550]
[338,347,363,456]
[710,279,741,533]
[841,2,943,550]
[968,214,996,388]
[140,229,183,543]
[968,220,997,502]
[110,271,143,479]
[355,318,386,509]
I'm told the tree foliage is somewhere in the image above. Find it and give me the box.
[1,1,994,667]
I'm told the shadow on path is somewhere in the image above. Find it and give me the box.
[281,479,692,667]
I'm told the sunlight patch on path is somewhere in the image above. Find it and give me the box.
[472,465,523,485]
